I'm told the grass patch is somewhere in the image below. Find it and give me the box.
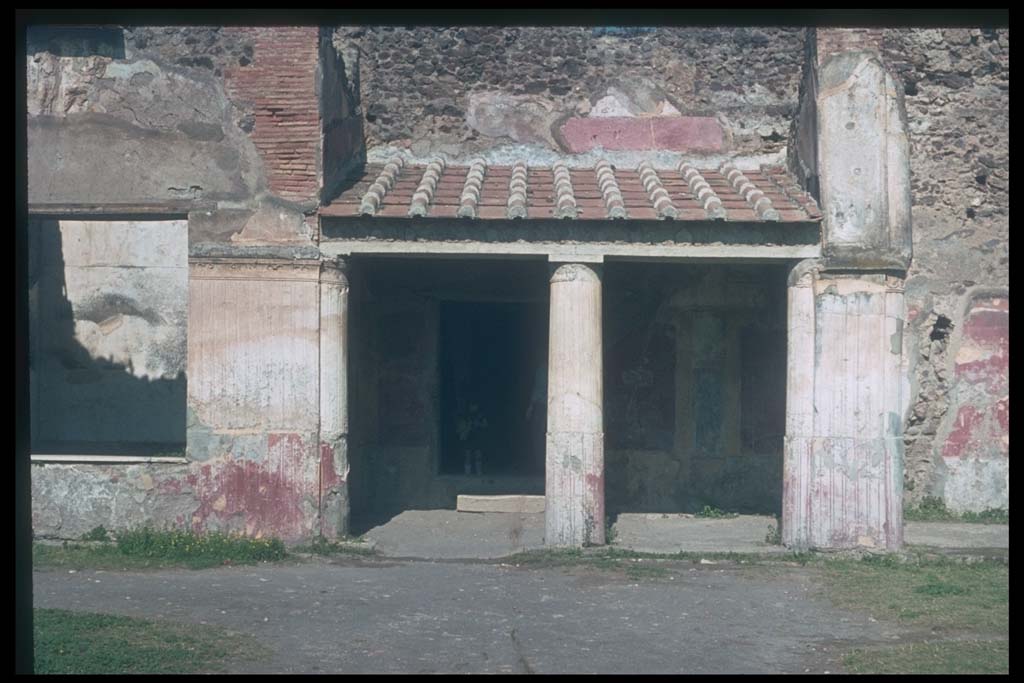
[34,608,267,674]
[817,555,1008,674]
[34,542,176,572]
[905,497,1009,524]
[822,556,1008,632]
[115,527,286,569]
[34,527,287,571]
[843,640,1008,675]
[291,535,377,557]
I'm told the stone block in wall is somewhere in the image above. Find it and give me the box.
[816,29,884,65]
[187,259,320,433]
[32,462,194,539]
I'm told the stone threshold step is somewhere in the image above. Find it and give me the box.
[456,495,545,514]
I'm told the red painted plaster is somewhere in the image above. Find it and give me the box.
[188,433,316,539]
[319,442,346,497]
[942,405,984,459]
[157,477,184,495]
[955,303,1008,392]
[559,116,724,153]
[963,308,1009,346]
[995,396,1009,434]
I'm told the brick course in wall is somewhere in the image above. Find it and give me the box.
[816,28,884,63]
[223,27,321,205]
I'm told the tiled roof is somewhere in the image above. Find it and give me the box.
[322,158,822,222]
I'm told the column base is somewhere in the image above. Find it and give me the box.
[319,434,350,538]
[545,431,605,547]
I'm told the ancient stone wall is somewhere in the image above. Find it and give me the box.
[27,25,1008,536]
[31,462,195,539]
[29,26,338,212]
[883,29,1009,511]
[335,26,805,158]
[125,26,329,208]
[26,47,263,205]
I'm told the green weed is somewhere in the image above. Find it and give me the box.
[80,526,110,542]
[696,505,739,519]
[114,527,286,569]
[904,497,1008,524]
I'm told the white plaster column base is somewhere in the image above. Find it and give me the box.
[545,431,605,546]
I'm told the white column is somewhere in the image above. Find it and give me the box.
[319,258,350,538]
[546,262,605,546]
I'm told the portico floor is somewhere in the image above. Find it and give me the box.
[359,511,1009,560]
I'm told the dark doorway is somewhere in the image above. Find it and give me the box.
[440,301,547,477]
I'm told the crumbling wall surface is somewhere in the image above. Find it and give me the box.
[126,25,325,206]
[883,29,1009,511]
[29,26,331,210]
[26,48,264,205]
[32,463,195,539]
[30,220,187,450]
[337,26,805,157]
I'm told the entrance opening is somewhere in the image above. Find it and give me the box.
[348,257,550,529]
[439,301,547,477]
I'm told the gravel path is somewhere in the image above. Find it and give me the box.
[34,557,900,674]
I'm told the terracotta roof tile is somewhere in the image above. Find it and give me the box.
[507,161,528,219]
[408,158,446,217]
[327,158,822,223]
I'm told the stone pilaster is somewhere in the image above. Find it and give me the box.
[319,258,350,538]
[783,260,906,550]
[186,257,322,541]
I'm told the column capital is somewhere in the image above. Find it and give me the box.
[549,261,602,284]
[787,258,823,288]
[319,257,350,286]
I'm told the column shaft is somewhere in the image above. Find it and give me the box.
[546,263,604,546]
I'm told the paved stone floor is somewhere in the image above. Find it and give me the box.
[360,510,1010,559]
[902,521,1009,549]
[34,558,898,674]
